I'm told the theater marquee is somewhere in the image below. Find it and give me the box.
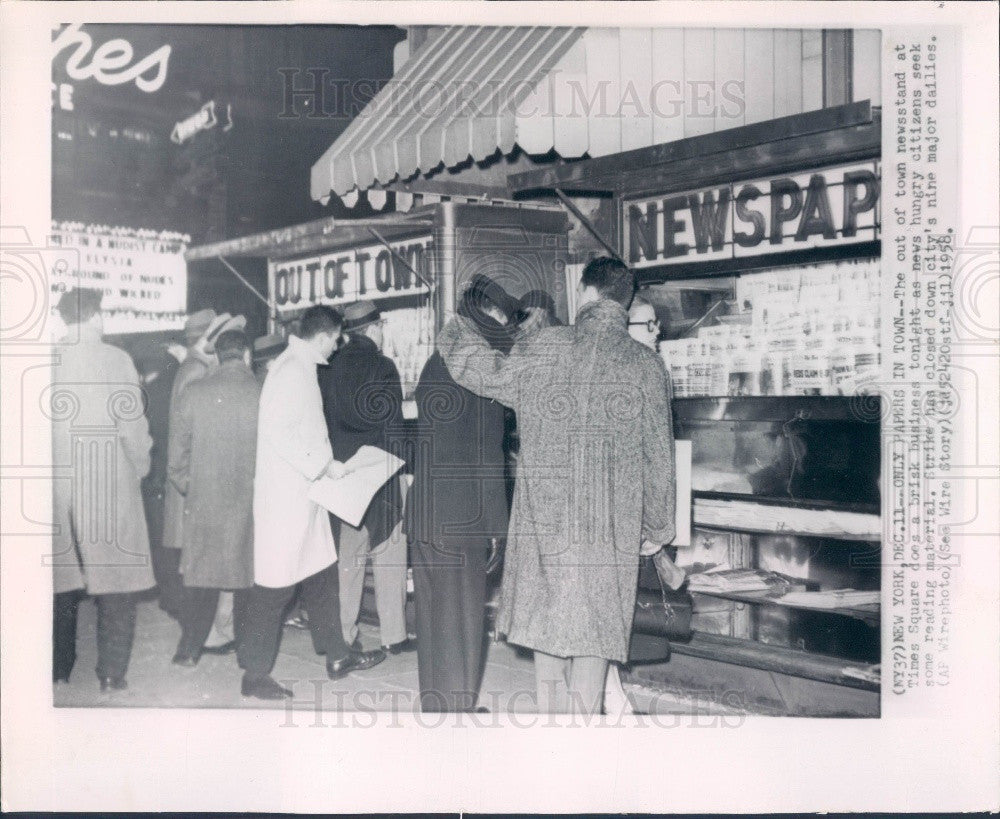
[625,162,881,269]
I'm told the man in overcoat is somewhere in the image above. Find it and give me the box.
[437,257,677,715]
[319,300,409,654]
[133,339,180,617]
[240,305,385,700]
[164,312,245,652]
[167,330,258,665]
[159,307,215,617]
[406,277,520,712]
[51,288,155,691]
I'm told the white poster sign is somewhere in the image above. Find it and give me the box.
[49,223,188,334]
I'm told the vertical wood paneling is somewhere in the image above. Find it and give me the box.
[583,27,623,156]
[683,28,716,137]
[515,69,556,155]
[651,27,686,145]
[773,28,803,117]
[801,29,824,112]
[743,28,775,125]
[714,29,746,132]
[852,29,882,106]
[822,29,853,107]
[514,26,874,159]
[552,36,591,158]
[619,28,654,151]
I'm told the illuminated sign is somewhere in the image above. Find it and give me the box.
[625,162,880,268]
[49,223,188,334]
[171,101,233,144]
[52,24,172,94]
[268,236,432,315]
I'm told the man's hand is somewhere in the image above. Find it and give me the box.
[325,460,347,480]
[640,538,662,557]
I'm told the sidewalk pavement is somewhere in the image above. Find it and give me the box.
[53,598,747,719]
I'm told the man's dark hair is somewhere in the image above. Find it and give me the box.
[56,287,103,325]
[299,305,343,339]
[215,329,250,363]
[580,256,634,307]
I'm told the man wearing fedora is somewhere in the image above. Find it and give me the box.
[251,332,287,385]
[167,329,258,667]
[163,310,245,653]
[319,301,411,655]
[159,308,215,619]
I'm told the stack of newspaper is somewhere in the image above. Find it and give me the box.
[687,567,795,596]
[778,589,881,610]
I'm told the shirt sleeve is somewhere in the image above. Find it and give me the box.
[641,357,677,544]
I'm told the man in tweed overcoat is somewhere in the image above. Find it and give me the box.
[438,257,676,714]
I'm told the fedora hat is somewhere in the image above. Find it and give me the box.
[203,313,247,354]
[252,332,287,363]
[183,308,217,344]
[342,300,381,333]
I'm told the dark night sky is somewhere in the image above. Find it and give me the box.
[52,23,406,241]
[51,23,405,332]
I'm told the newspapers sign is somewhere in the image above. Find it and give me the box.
[268,235,431,314]
[626,162,881,268]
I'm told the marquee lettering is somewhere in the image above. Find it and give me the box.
[52,23,171,93]
[269,237,432,312]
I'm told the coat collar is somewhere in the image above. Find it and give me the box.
[218,357,252,374]
[287,333,328,365]
[342,333,378,355]
[575,298,629,332]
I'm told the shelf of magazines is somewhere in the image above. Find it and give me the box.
[692,494,881,541]
[655,258,880,398]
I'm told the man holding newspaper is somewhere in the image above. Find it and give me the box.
[239,305,387,700]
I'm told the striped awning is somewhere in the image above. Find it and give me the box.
[310,26,584,203]
[312,26,868,206]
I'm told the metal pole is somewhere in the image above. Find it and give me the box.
[216,255,272,311]
[553,188,623,263]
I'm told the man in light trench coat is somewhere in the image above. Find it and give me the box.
[51,288,156,692]
[438,257,677,715]
[239,305,385,700]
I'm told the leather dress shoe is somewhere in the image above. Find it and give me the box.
[201,640,237,656]
[99,676,128,693]
[382,638,417,655]
[241,674,293,700]
[172,651,199,668]
[326,647,386,680]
